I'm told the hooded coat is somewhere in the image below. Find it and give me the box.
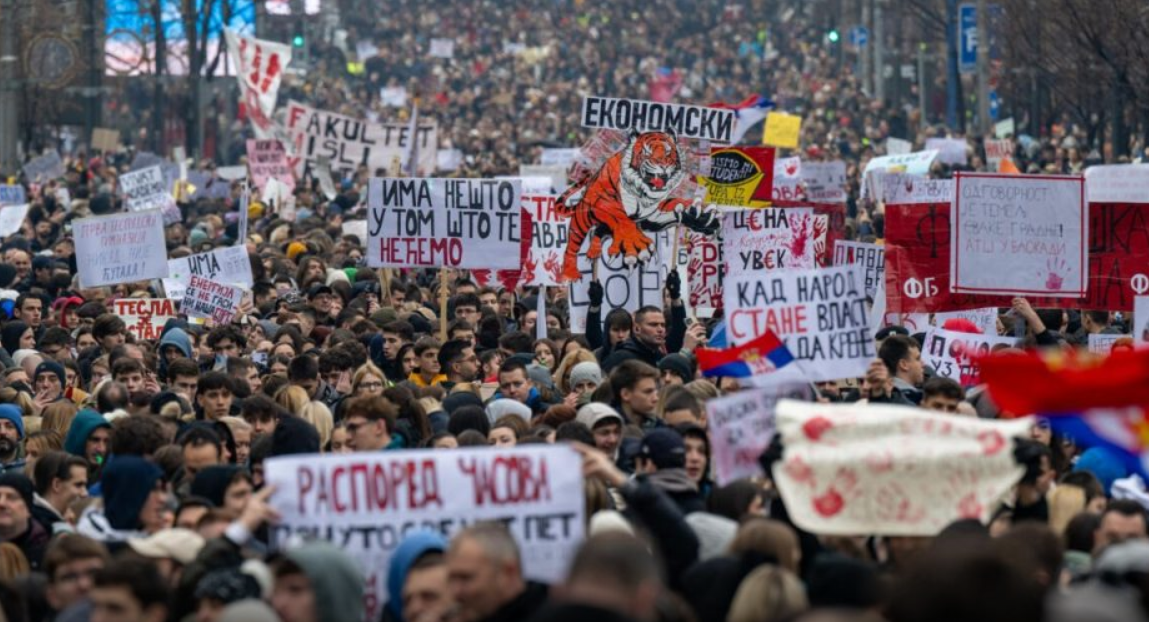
[190,465,243,508]
[63,409,110,458]
[0,321,28,355]
[77,456,163,544]
[285,541,364,622]
[158,325,194,380]
[383,531,448,622]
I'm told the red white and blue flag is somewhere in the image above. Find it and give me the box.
[696,329,796,380]
[710,95,775,144]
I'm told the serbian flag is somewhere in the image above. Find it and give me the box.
[697,330,795,379]
[710,95,775,144]
[979,349,1149,416]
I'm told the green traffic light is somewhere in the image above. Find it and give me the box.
[828,30,840,43]
[293,35,304,47]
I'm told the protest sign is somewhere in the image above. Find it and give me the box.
[182,276,244,325]
[246,139,295,194]
[216,166,248,181]
[879,175,954,205]
[925,138,968,165]
[379,85,406,107]
[521,195,569,286]
[91,127,120,152]
[0,185,25,206]
[120,166,176,213]
[580,96,735,143]
[74,210,168,288]
[23,152,64,182]
[952,173,1086,297]
[499,176,551,195]
[367,178,522,270]
[266,446,585,621]
[569,230,669,334]
[922,327,1017,387]
[722,208,818,275]
[861,150,938,199]
[470,208,533,293]
[801,161,847,203]
[285,101,438,177]
[772,156,804,202]
[686,230,722,312]
[772,399,1031,536]
[886,137,912,155]
[163,246,255,301]
[315,156,337,200]
[833,241,884,298]
[1084,164,1149,204]
[1137,297,1149,344]
[724,265,874,381]
[436,149,463,172]
[539,148,580,167]
[225,29,292,138]
[1088,333,1123,354]
[429,38,455,58]
[994,118,1016,138]
[698,147,774,207]
[707,385,810,485]
[984,139,1013,172]
[520,165,568,194]
[934,307,999,335]
[342,220,368,243]
[0,204,29,238]
[112,299,178,341]
[762,112,802,149]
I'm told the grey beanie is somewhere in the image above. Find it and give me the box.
[568,361,603,390]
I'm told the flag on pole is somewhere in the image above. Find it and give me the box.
[405,103,419,177]
[224,29,292,139]
[696,329,795,379]
[709,95,776,144]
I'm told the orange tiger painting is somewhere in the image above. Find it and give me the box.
[556,129,718,281]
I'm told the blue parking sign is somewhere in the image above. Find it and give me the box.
[958,3,977,73]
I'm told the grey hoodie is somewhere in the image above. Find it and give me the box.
[286,541,364,622]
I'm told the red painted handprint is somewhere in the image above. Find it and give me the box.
[1044,257,1068,290]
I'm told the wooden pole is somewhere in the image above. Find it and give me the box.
[381,268,392,307]
[439,268,449,342]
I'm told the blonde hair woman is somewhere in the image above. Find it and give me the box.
[726,565,808,622]
[274,385,310,416]
[40,401,78,437]
[300,401,334,450]
[351,363,388,397]
[553,349,598,395]
[0,543,29,581]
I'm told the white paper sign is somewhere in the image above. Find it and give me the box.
[772,156,804,202]
[379,86,407,107]
[984,139,1013,172]
[994,118,1016,139]
[540,149,580,168]
[0,185,26,206]
[436,149,463,172]
[0,204,30,238]
[724,265,875,382]
[266,446,585,622]
[833,241,884,298]
[772,399,1031,536]
[163,246,254,301]
[120,166,176,213]
[112,298,178,341]
[880,175,954,205]
[75,210,169,288]
[862,150,939,199]
[722,208,816,275]
[707,385,810,486]
[933,308,999,335]
[285,101,438,177]
[922,326,1017,387]
[1084,164,1149,204]
[580,96,735,143]
[246,139,295,194]
[568,231,669,334]
[520,165,568,194]
[952,174,1087,297]
[22,151,64,182]
[1088,333,1124,355]
[521,195,569,287]
[886,137,912,155]
[367,178,523,270]
[429,38,455,59]
[182,275,244,325]
[801,161,848,203]
[225,29,292,139]
[925,138,969,166]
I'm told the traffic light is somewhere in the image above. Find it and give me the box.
[292,33,304,47]
[292,21,305,48]
[827,29,840,43]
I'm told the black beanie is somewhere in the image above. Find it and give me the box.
[0,472,34,513]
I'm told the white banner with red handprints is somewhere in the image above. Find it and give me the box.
[225,29,291,139]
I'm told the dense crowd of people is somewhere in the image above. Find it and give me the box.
[0,1,1148,622]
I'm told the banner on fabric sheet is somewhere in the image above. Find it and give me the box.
[163,246,255,301]
[861,150,939,199]
[182,276,244,325]
[112,299,178,341]
[0,185,25,206]
[724,265,874,382]
[922,327,1017,387]
[722,208,818,275]
[833,241,884,298]
[284,101,438,177]
[1084,164,1149,204]
[580,96,735,143]
[801,161,848,203]
[120,166,176,213]
[924,138,968,166]
[762,112,802,149]
[225,29,292,139]
[246,140,295,194]
[707,385,811,486]
[74,210,169,288]
[952,174,1086,297]
[367,178,523,270]
[878,175,954,205]
[934,308,999,335]
[520,195,568,287]
[0,204,29,238]
[698,147,775,207]
[772,157,804,202]
[568,230,670,334]
[266,446,585,622]
[22,152,64,183]
[686,230,722,312]
[771,399,1031,536]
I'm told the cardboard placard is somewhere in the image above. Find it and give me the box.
[922,327,1017,387]
[112,298,178,341]
[762,112,802,149]
[182,275,244,325]
[74,210,169,288]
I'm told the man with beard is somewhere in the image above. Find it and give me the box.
[0,404,25,474]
